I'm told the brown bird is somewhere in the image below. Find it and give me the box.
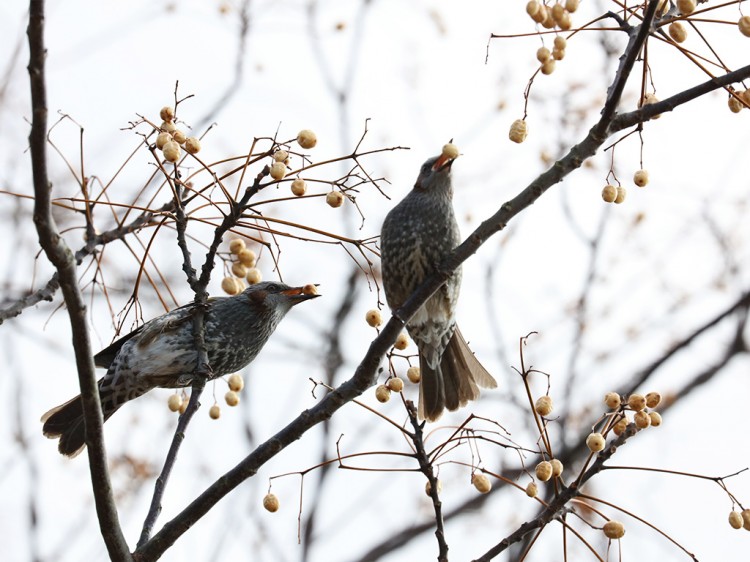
[380,150,497,421]
[42,282,319,457]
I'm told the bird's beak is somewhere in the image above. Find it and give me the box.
[282,284,321,304]
[431,153,455,172]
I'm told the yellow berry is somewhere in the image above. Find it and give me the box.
[179,395,189,414]
[540,59,556,75]
[551,3,565,23]
[627,394,646,412]
[472,473,492,494]
[163,141,181,163]
[365,309,382,327]
[633,169,649,187]
[739,16,750,37]
[602,185,617,203]
[612,417,629,436]
[541,8,555,28]
[291,178,307,196]
[441,142,460,160]
[648,411,663,427]
[160,120,176,133]
[375,384,391,403]
[209,404,221,419]
[676,0,695,15]
[221,276,242,295]
[238,249,257,267]
[728,94,744,114]
[531,4,546,24]
[552,48,565,61]
[586,432,605,452]
[535,395,553,417]
[614,186,627,204]
[526,0,540,17]
[326,191,344,208]
[603,520,625,539]
[302,283,318,295]
[184,137,201,154]
[564,0,579,12]
[386,377,404,393]
[225,390,240,407]
[172,130,187,144]
[634,410,651,429]
[228,373,244,392]
[554,36,567,50]
[270,162,287,181]
[535,461,553,482]
[741,509,750,530]
[159,106,175,122]
[729,510,743,529]
[425,479,442,496]
[509,119,528,143]
[557,11,572,30]
[536,46,551,63]
[525,482,538,498]
[229,239,246,254]
[645,392,662,409]
[604,392,621,410]
[394,332,409,350]
[232,262,248,278]
[246,268,262,284]
[297,129,317,149]
[273,150,289,162]
[407,366,421,384]
[167,393,183,412]
[668,22,687,43]
[550,459,564,478]
[263,493,280,512]
[156,132,171,150]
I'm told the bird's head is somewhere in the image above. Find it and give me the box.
[414,150,456,193]
[243,281,320,313]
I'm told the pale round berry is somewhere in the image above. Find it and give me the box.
[645,392,662,409]
[472,473,492,494]
[179,396,189,414]
[407,366,421,384]
[551,3,565,24]
[552,48,565,61]
[163,141,181,163]
[394,332,409,350]
[557,12,572,31]
[603,520,625,539]
[297,129,317,149]
[238,249,257,267]
[167,393,183,412]
[172,130,187,144]
[326,190,344,208]
[554,36,567,50]
[228,373,245,392]
[160,120,177,133]
[425,479,442,496]
[676,0,696,15]
[365,309,383,327]
[270,162,287,181]
[602,185,617,203]
[509,119,528,143]
[375,384,391,403]
[302,283,318,295]
[550,459,564,478]
[535,461,553,482]
[741,509,750,530]
[612,417,629,436]
[541,9,555,28]
[729,510,743,529]
[209,404,221,419]
[526,0,541,17]
[263,493,280,512]
[728,94,744,114]
[526,482,538,498]
[668,22,688,43]
[634,410,651,429]
[540,59,556,75]
[604,392,621,410]
[273,150,289,162]
[634,169,649,187]
[184,137,201,154]
[225,390,240,407]
[386,377,404,393]
[232,262,248,278]
[246,268,262,285]
[535,395,553,417]
[739,16,750,37]
[642,93,662,119]
[441,142,460,160]
[586,432,605,452]
[627,394,646,412]
[159,106,175,122]
[536,46,551,63]
[648,411,663,427]
[614,186,627,204]
[291,178,307,196]
[156,132,171,150]
[222,276,241,295]
[229,238,246,254]
[531,4,547,24]
[564,0,579,12]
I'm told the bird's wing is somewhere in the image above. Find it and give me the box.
[94,325,145,368]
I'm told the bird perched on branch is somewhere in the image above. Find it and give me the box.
[42,281,319,457]
[380,145,497,421]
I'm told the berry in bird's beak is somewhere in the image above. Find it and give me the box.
[282,285,321,303]
[431,153,455,172]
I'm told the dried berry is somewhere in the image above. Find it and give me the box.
[229,239,246,254]
[270,162,287,181]
[604,392,621,410]
[614,186,627,204]
[441,142,460,160]
[645,392,662,408]
[586,432,605,452]
[209,404,221,419]
[225,391,240,407]
[649,411,663,427]
[291,178,307,196]
[232,262,248,278]
[167,393,183,412]
[386,377,404,393]
[627,394,647,412]
[550,459,563,478]
[526,482,538,498]
[238,249,257,267]
[263,493,280,512]
[246,268,262,285]
[394,332,409,350]
[729,510,743,529]
[535,461,553,482]
[407,366,421,384]
[326,191,344,208]
[297,129,317,149]
[668,22,687,43]
[159,106,175,122]
[535,395,553,417]
[472,473,492,494]
[375,384,391,403]
[228,373,244,392]
[221,276,241,295]
[365,309,383,327]
[163,141,181,163]
[603,520,625,539]
[634,410,651,429]
[184,137,201,154]
[634,169,649,187]
[602,185,617,203]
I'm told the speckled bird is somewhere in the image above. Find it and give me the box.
[41,281,319,457]
[380,151,497,421]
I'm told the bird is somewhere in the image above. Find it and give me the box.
[380,149,497,421]
[41,281,319,457]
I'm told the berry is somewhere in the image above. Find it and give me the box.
[160,120,176,133]
[627,394,646,412]
[386,377,404,393]
[536,47,551,63]
[270,162,287,181]
[676,0,695,15]
[604,392,621,410]
[375,384,391,403]
[228,373,245,392]
[614,186,627,204]
[649,411,663,427]
[163,141,181,163]
[156,132,171,150]
[554,36,567,50]
[645,392,662,408]
[273,150,289,162]
[225,391,239,407]
[232,262,248,278]
[326,191,344,208]
[535,395,553,416]
[540,59,556,75]
[669,22,687,43]
[550,459,563,478]
[394,332,409,350]
[509,119,528,143]
[407,366,421,384]
[634,410,651,429]
[229,239,246,254]
[159,106,175,121]
[612,417,629,436]
[552,48,565,61]
[297,129,317,149]
[167,393,183,412]
[365,309,383,327]
[472,473,492,494]
[179,396,189,414]
[221,276,241,295]
[551,3,565,24]
[525,482,538,498]
[263,493,279,512]
[603,520,625,539]
[602,185,617,203]
[586,432,605,452]
[634,169,649,187]
[739,16,750,37]
[302,284,318,295]
[564,0,579,12]
[238,249,257,267]
[441,143,460,160]
[728,94,744,113]
[184,137,201,154]
[291,178,307,196]
[172,130,187,144]
[729,510,743,529]
[209,404,221,419]
[641,93,662,119]
[526,1,541,18]
[425,479,442,496]
[246,268,262,285]
[741,509,750,530]
[535,461,553,481]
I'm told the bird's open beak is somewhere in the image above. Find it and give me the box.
[282,284,321,303]
[431,153,455,172]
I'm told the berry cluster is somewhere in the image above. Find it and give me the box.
[154,105,201,163]
[222,238,260,295]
